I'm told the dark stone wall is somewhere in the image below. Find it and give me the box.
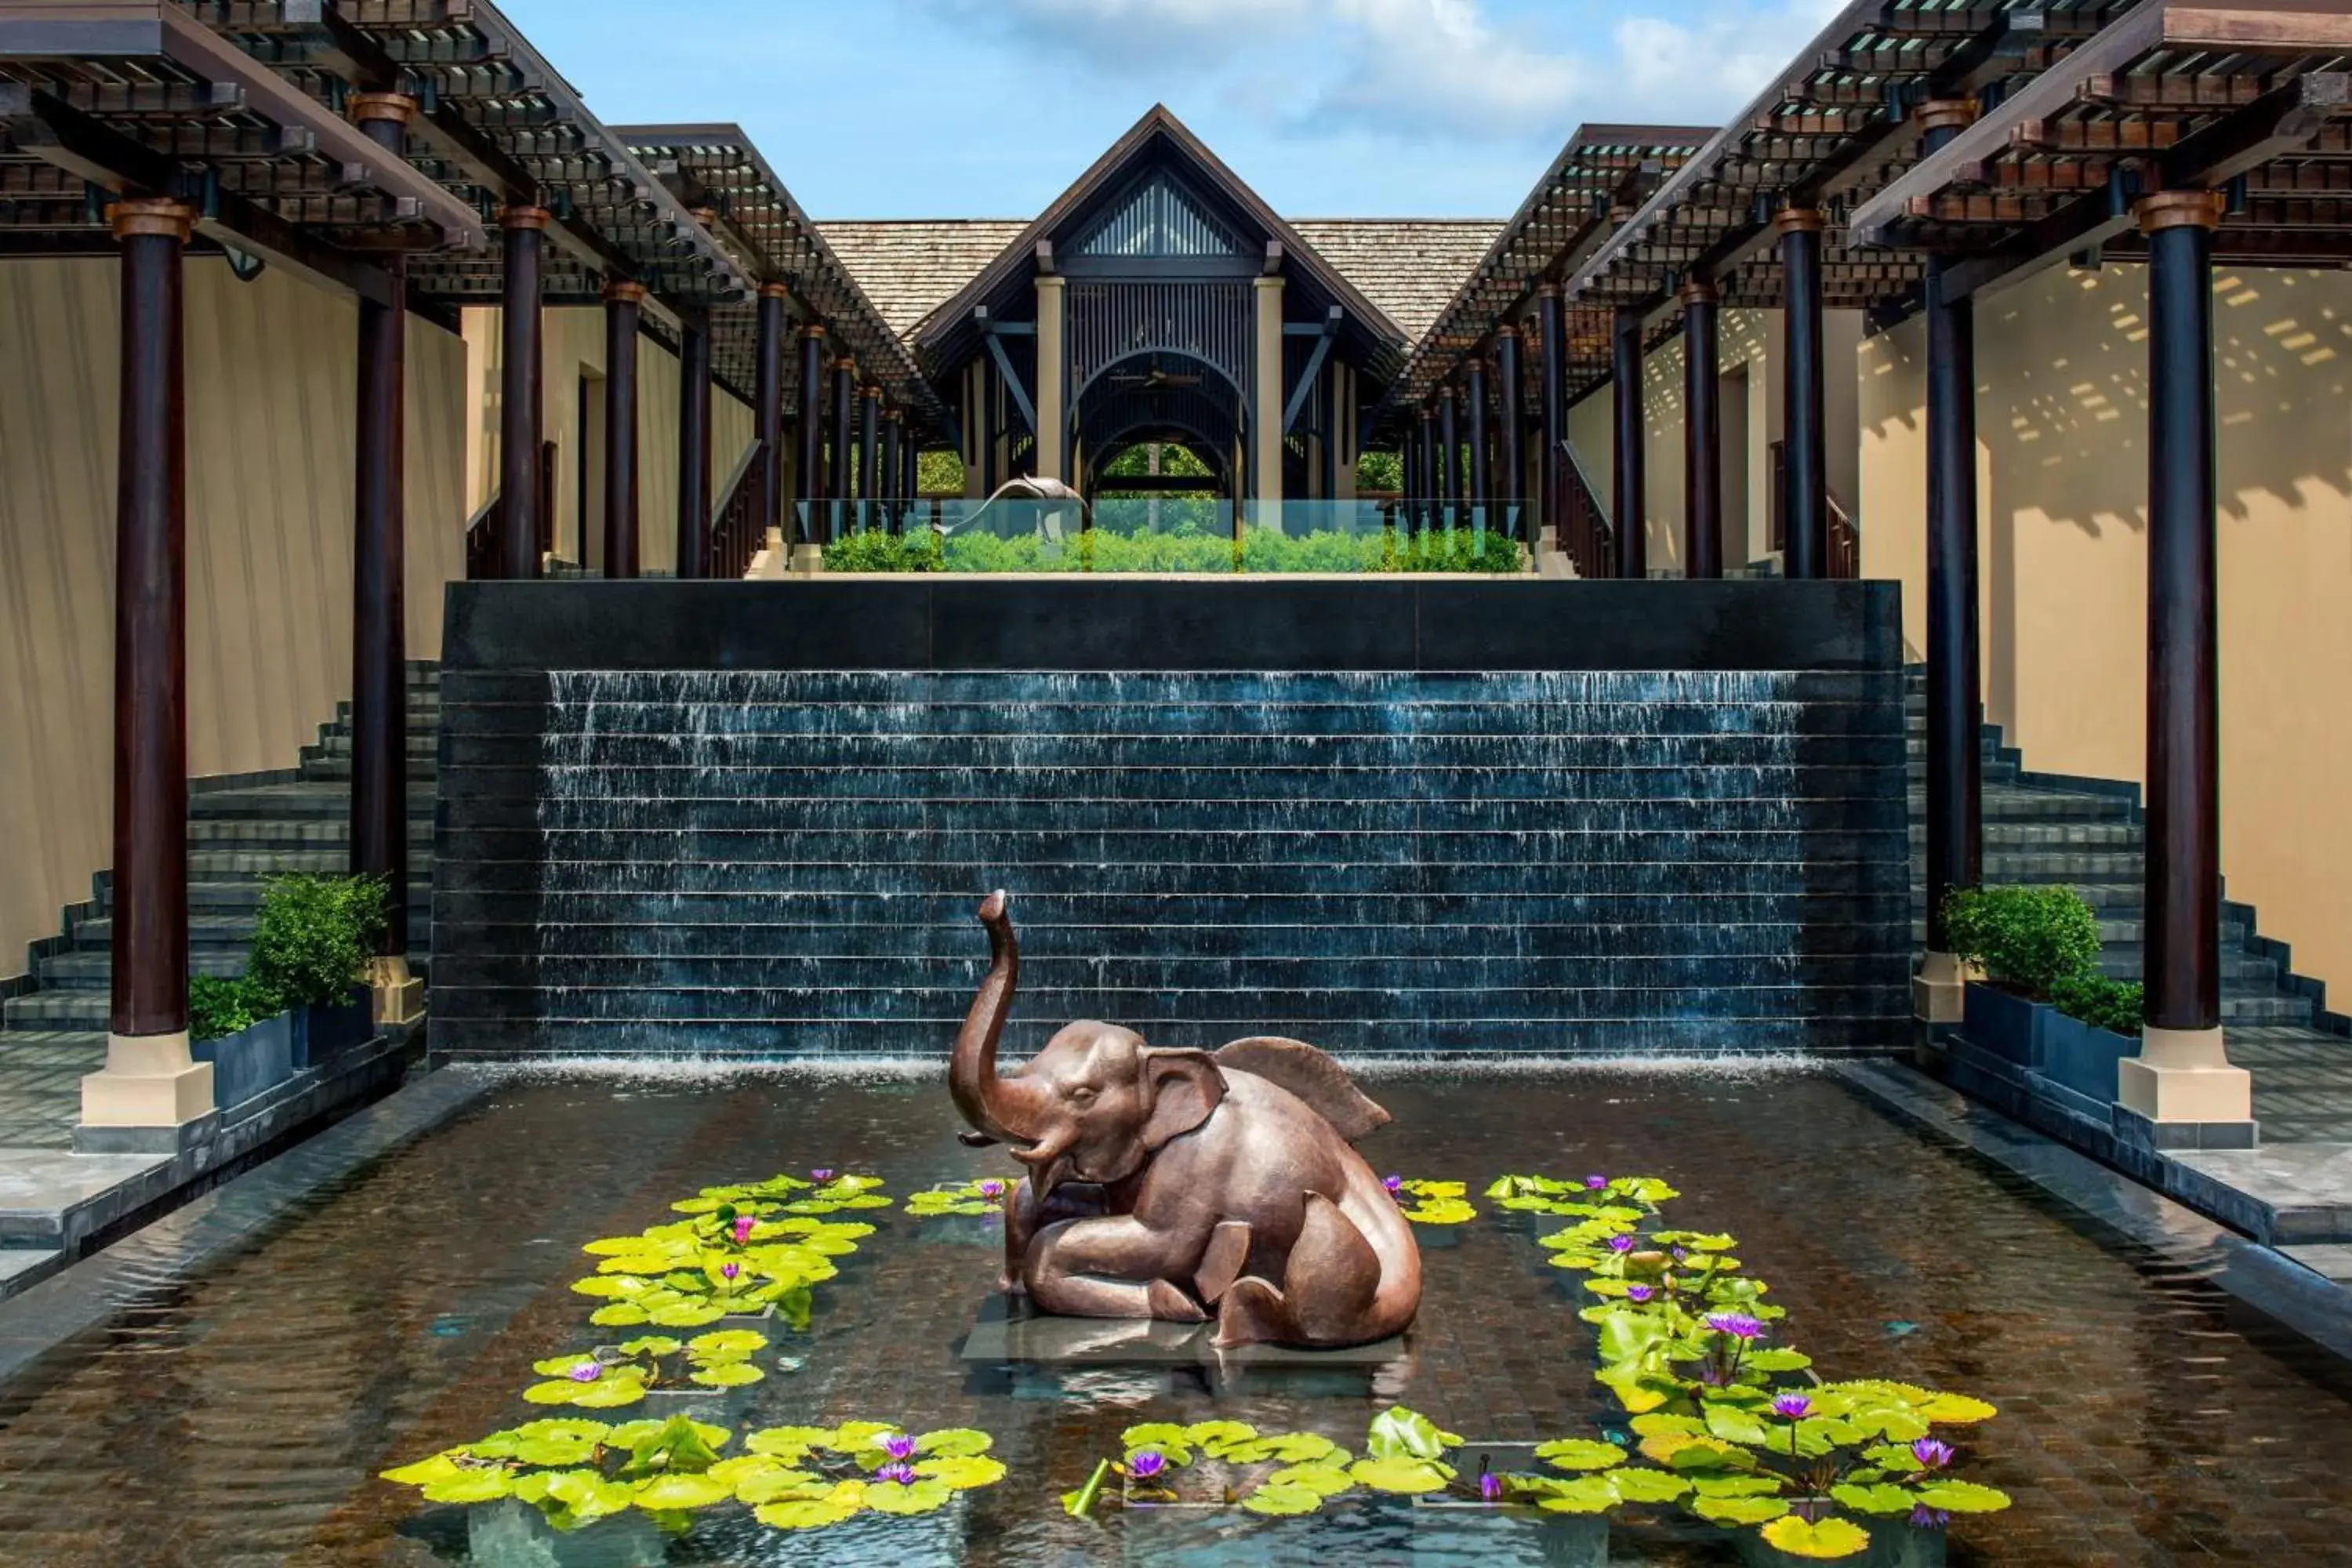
[431,581,1908,1059]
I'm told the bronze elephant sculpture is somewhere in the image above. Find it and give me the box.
[949,891,1421,1348]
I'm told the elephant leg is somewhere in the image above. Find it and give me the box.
[1024,1215,1207,1323]
[1195,1221,1252,1305]
[1002,1179,1106,1294]
[1213,1192,1381,1348]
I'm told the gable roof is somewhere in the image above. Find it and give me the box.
[817,220,1029,339]
[1287,220,1504,347]
[914,104,1410,377]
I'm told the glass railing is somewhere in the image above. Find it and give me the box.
[803,499,1529,575]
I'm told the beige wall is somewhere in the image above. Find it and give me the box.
[461,307,756,575]
[1860,260,2352,995]
[0,256,469,974]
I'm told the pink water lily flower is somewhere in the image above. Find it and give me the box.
[875,1461,917,1486]
[730,1214,756,1245]
[882,1432,917,1461]
[811,1168,835,1181]
[978,1179,1005,1199]
[1478,1471,1503,1502]
[720,1261,742,1282]
[567,1360,602,1384]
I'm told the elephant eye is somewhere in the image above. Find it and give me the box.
[1068,1085,1096,1105]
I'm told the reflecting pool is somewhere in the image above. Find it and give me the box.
[0,1065,2346,1566]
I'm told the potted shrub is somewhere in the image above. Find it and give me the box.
[248,874,389,1066]
[1940,887,2101,1069]
[189,974,296,1110]
[2041,971,2143,1103]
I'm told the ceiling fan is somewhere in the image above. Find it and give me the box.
[1108,362,1203,390]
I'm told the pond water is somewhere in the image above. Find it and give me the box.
[0,1065,2346,1566]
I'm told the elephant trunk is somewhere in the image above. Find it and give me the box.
[949,891,1044,1146]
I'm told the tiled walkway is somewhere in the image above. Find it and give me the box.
[0,1033,104,1150]
[2238,1026,2352,1143]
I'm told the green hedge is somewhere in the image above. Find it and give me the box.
[824,524,1523,576]
[189,873,390,1043]
[1943,884,2143,1036]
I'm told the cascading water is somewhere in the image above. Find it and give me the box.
[429,668,1908,1058]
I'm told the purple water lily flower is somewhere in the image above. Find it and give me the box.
[1704,1311,1764,1341]
[882,1433,917,1462]
[1670,1246,1690,1263]
[1584,1174,1609,1190]
[978,1179,1005,1200]
[1127,1449,1167,1480]
[1770,1393,1813,1421]
[1911,1438,1955,1470]
[1383,1174,1404,1196]
[811,1168,835,1182]
[720,1260,742,1283]
[1625,1284,1656,1303]
[875,1461,917,1486]
[1479,1471,1504,1502]
[730,1214,756,1245]
[567,1360,603,1384]
[1909,1504,1951,1530]
[1606,1234,1637,1254]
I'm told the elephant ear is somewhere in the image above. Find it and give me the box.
[1213,1037,1391,1143]
[1139,1049,1227,1152]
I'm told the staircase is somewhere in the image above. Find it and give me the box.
[1903,668,2349,1140]
[430,667,1914,1059]
[0,664,441,1148]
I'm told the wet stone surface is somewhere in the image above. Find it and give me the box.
[0,1065,2344,1566]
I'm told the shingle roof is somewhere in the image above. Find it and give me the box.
[816,220,1029,339]
[819,216,1504,353]
[1289,220,1506,347]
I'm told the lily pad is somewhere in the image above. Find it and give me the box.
[1759,1515,1874,1559]
[915,1455,1007,1490]
[1692,1475,1786,1498]
[1216,1432,1340,1465]
[1402,1197,1479,1225]
[1915,1479,2012,1513]
[734,1469,828,1505]
[1265,1463,1356,1497]
[1535,1475,1621,1515]
[1182,1419,1257,1448]
[916,1428,996,1458]
[631,1473,733,1510]
[1241,1482,1326,1515]
[1604,1468,1693,1504]
[1363,1406,1460,1461]
[590,1302,652,1328]
[379,1453,466,1488]
[1690,1493,1791,1526]
[648,1301,728,1329]
[864,1477,954,1515]
[688,1361,764,1388]
[1918,1392,1998,1424]
[754,1483,865,1530]
[420,1468,514,1504]
[688,1329,767,1359]
[1831,1483,1920,1516]
[541,1471,634,1525]
[1535,1438,1627,1472]
[512,1432,604,1467]
[1348,1457,1452,1494]
[747,1425,836,1457]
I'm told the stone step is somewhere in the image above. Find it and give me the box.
[309,734,442,758]
[144,880,436,916]
[297,759,438,783]
[70,911,431,951]
[193,787,438,821]
[185,850,438,879]
[1904,822,2141,848]
[188,818,440,848]
[1904,790,2132,821]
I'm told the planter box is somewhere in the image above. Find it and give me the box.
[2042,1011,2138,1105]
[293,989,373,1068]
[1960,983,2050,1069]
[192,1011,297,1112]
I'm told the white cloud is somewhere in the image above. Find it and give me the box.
[924,0,1830,148]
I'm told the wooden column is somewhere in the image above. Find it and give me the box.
[1466,359,1490,531]
[349,96,416,1017]
[1680,280,1722,579]
[1537,284,1566,550]
[829,355,855,527]
[858,384,882,533]
[83,197,210,1131]
[601,281,644,578]
[498,205,549,579]
[1917,101,1983,1017]
[1252,272,1286,522]
[1777,209,1828,579]
[881,408,903,534]
[795,326,826,546]
[1611,306,1646,579]
[1035,272,1067,481]
[2122,189,2251,1127]
[1416,408,1438,534]
[1496,326,1523,543]
[675,314,712,578]
[755,283,789,543]
[1436,386,1461,528]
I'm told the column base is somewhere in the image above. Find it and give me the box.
[367,955,426,1028]
[745,527,789,581]
[80,1029,215,1133]
[1534,525,1576,579]
[789,543,826,576]
[2116,1024,2255,1126]
[1911,949,1973,1023]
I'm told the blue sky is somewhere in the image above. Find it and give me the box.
[504,0,1839,220]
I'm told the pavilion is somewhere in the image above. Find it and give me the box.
[0,0,2344,1221]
